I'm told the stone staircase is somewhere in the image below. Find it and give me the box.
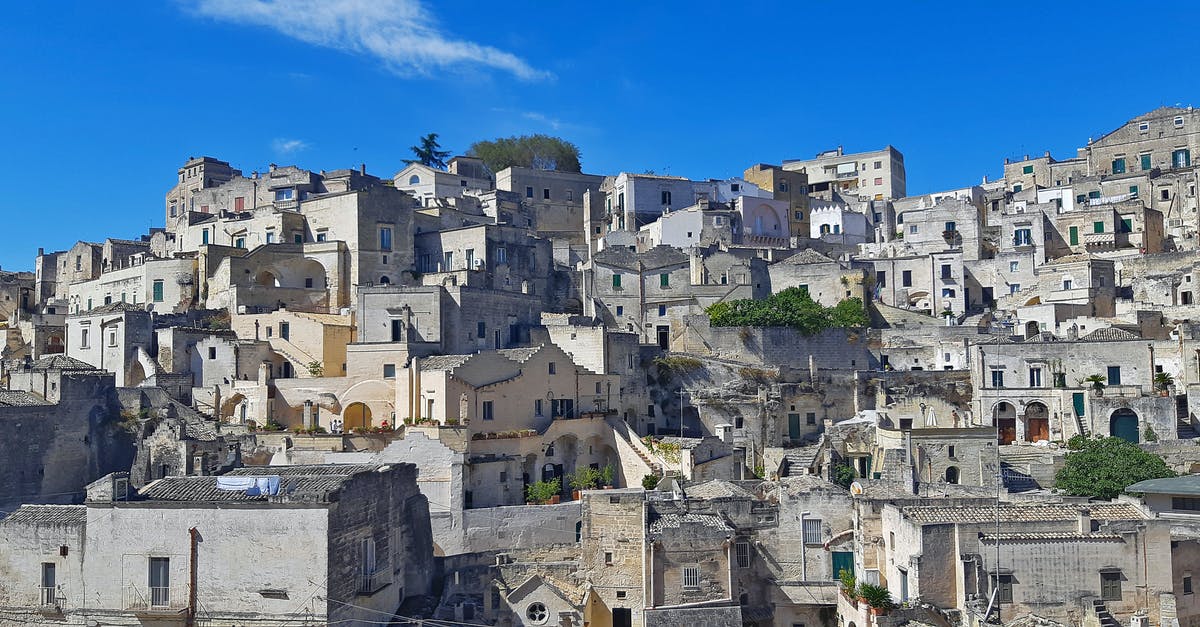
[1091,599,1120,627]
[606,416,663,476]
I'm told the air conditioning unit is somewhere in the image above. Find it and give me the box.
[473,258,485,270]
[1130,613,1149,627]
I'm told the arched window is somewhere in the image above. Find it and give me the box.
[379,276,391,285]
[526,603,548,624]
[945,466,960,484]
[409,175,420,185]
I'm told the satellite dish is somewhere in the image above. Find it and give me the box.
[849,481,864,496]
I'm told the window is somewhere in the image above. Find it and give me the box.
[1101,571,1122,601]
[1184,575,1193,595]
[496,248,507,264]
[541,188,550,200]
[902,270,912,287]
[535,399,543,416]
[279,322,290,340]
[909,225,918,234]
[682,566,701,589]
[660,273,669,288]
[1172,497,1200,511]
[940,264,951,279]
[234,237,246,249]
[1013,228,1032,246]
[1107,366,1122,386]
[1022,165,1034,175]
[735,542,750,567]
[548,361,557,375]
[615,305,624,316]
[266,232,275,244]
[612,273,622,288]
[1176,116,1186,127]
[526,602,549,625]
[149,557,170,607]
[80,329,89,348]
[1111,158,1126,174]
[616,590,627,599]
[1141,153,1152,171]
[661,190,672,205]
[941,288,955,298]
[383,364,396,379]
[152,280,164,302]
[1140,122,1151,132]
[1029,367,1042,387]
[794,210,803,220]
[658,305,666,317]
[1173,149,1192,169]
[234,196,245,211]
[274,189,294,201]
[483,400,494,421]
[944,221,956,232]
[874,160,883,169]
[991,370,1005,388]
[379,227,392,251]
[873,177,883,185]
[1129,185,1139,197]
[566,189,573,202]
[876,271,886,288]
[1010,283,1020,294]
[948,445,956,458]
[802,518,822,544]
[409,175,420,185]
[207,346,217,360]
[995,574,1013,604]
[525,186,534,198]
[1013,184,1023,193]
[1009,261,1019,272]
[201,229,209,245]
[806,412,816,425]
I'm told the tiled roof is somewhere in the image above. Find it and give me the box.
[686,480,754,500]
[900,503,1144,524]
[28,355,101,371]
[138,474,350,502]
[498,347,541,363]
[648,512,732,535]
[71,301,146,316]
[778,249,837,265]
[0,390,51,407]
[1,505,86,526]
[978,532,1125,541]
[592,244,690,271]
[417,355,473,371]
[1079,327,1140,342]
[225,464,379,477]
[1023,332,1061,343]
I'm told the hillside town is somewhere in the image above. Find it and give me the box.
[3,106,1200,627]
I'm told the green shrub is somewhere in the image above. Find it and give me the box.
[642,474,660,490]
[1055,436,1174,499]
[838,569,856,593]
[857,583,895,609]
[526,478,561,503]
[706,287,868,335]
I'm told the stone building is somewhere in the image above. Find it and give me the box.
[783,145,906,201]
[742,163,811,238]
[0,463,434,627]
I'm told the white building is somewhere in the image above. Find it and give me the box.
[783,145,906,200]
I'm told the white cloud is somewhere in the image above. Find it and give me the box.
[272,138,310,154]
[521,111,562,131]
[190,0,550,81]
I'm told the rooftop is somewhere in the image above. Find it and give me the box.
[1,504,86,526]
[899,503,1144,524]
[0,390,51,407]
[1127,474,1200,496]
[648,512,733,535]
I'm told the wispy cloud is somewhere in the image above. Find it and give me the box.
[520,111,563,131]
[189,0,551,81]
[271,138,310,155]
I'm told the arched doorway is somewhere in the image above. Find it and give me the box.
[1110,409,1139,443]
[1024,320,1040,338]
[343,402,372,431]
[995,402,1017,445]
[255,270,280,287]
[1024,402,1050,443]
[945,466,959,484]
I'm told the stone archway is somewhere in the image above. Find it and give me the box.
[343,402,373,431]
[994,401,1017,445]
[255,270,280,287]
[1023,402,1050,443]
[220,393,248,423]
[1110,408,1139,443]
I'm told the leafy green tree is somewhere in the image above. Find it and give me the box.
[467,134,582,173]
[1055,436,1174,499]
[406,133,451,169]
[705,288,868,335]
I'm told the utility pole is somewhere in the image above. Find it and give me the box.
[677,388,686,478]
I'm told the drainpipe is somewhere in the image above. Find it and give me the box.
[188,527,199,627]
[1148,343,1156,392]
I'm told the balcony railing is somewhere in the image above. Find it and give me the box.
[358,569,389,595]
[40,587,57,607]
[150,586,170,608]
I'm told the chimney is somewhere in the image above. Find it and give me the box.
[268,163,277,172]
[1044,150,1051,158]
[360,163,367,175]
[1077,508,1092,533]
[37,247,44,256]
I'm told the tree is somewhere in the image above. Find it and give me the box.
[1082,374,1107,391]
[467,134,582,173]
[406,133,451,169]
[705,288,869,336]
[1054,436,1175,499]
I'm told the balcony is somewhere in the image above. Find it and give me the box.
[126,585,186,616]
[358,569,390,596]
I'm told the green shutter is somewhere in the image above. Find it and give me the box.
[1141,154,1152,171]
[660,273,669,288]
[1121,218,1132,233]
[612,274,621,288]
[1072,392,1085,417]
[1069,226,1078,246]
[1022,165,1034,174]
[1094,221,1104,234]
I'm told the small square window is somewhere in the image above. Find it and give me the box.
[383,364,396,379]
[616,590,627,599]
[658,305,666,317]
[682,566,700,588]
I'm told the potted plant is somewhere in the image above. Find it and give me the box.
[1154,371,1174,396]
[600,464,615,489]
[838,569,857,603]
[568,467,600,500]
[857,583,895,616]
[525,478,561,505]
[1083,374,1107,395]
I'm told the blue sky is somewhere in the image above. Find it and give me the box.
[1,0,1197,270]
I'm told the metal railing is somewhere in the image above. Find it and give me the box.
[150,586,170,608]
[40,587,57,607]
